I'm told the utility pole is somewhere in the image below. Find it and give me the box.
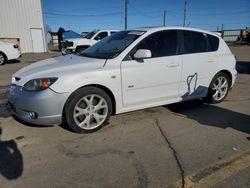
[183,0,187,27]
[221,24,224,31]
[221,24,224,38]
[125,0,128,30]
[217,26,219,31]
[163,10,166,26]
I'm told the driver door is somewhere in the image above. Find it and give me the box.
[121,30,182,108]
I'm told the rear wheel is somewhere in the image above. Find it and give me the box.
[0,52,7,65]
[64,87,112,133]
[206,72,230,103]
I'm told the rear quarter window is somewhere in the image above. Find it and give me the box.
[207,34,219,51]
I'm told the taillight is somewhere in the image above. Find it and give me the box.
[13,44,18,48]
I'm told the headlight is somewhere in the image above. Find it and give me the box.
[23,78,58,91]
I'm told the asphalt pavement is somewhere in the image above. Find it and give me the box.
[0,47,249,188]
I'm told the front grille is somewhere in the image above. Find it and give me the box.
[61,41,66,48]
[66,41,74,47]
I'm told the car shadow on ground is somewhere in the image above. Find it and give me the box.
[6,59,20,64]
[236,61,250,74]
[166,100,250,135]
[0,125,23,180]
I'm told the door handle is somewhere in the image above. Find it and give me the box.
[206,59,215,63]
[167,62,179,67]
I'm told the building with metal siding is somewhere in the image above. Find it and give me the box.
[0,0,47,53]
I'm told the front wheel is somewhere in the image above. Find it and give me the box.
[64,87,112,133]
[0,52,7,65]
[206,72,230,103]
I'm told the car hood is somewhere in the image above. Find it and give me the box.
[66,38,90,43]
[13,54,106,86]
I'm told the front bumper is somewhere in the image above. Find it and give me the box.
[7,85,69,125]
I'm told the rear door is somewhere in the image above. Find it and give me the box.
[179,30,219,100]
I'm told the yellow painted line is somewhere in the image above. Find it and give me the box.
[170,151,250,188]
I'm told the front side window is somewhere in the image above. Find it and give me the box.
[183,31,208,54]
[128,30,178,59]
[85,30,99,39]
[80,30,145,59]
[94,32,108,40]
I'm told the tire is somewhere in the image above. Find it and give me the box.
[64,87,112,133]
[0,52,7,65]
[206,72,230,104]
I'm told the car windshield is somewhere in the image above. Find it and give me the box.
[84,30,99,39]
[80,30,145,59]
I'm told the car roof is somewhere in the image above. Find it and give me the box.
[131,26,220,37]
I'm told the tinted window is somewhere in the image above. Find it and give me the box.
[134,30,178,58]
[81,30,144,59]
[95,32,108,40]
[207,34,219,51]
[183,31,208,54]
[85,30,98,39]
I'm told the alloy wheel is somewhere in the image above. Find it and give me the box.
[0,54,5,65]
[73,94,108,130]
[212,76,229,101]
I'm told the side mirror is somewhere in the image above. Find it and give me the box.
[134,49,152,59]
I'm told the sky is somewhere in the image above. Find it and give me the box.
[43,0,250,33]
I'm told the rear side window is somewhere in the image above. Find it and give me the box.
[183,31,208,54]
[136,30,178,58]
[207,34,219,51]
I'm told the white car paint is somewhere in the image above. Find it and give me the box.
[64,30,118,52]
[0,41,21,64]
[12,27,237,116]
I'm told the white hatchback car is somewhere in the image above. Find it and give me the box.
[8,27,237,133]
[0,41,21,65]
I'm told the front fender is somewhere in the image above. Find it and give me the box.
[50,69,123,114]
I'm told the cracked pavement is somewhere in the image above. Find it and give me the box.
[0,47,250,188]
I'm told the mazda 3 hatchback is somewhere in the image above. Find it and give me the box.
[8,27,237,133]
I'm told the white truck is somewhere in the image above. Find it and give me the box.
[62,29,118,53]
[0,41,21,65]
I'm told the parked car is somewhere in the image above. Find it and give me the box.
[8,27,237,133]
[0,41,21,65]
[62,29,118,53]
